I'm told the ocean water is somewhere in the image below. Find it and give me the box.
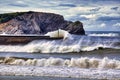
[86,31,120,37]
[0,76,96,80]
[0,31,120,80]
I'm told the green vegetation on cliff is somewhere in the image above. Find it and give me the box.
[73,21,82,26]
[0,12,26,23]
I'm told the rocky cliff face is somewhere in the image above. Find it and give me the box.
[0,11,85,35]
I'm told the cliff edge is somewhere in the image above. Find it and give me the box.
[0,11,85,35]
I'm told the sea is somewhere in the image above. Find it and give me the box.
[0,31,120,80]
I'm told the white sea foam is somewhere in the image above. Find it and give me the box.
[0,64,120,79]
[88,33,119,37]
[0,57,120,79]
[0,40,119,53]
[1,57,120,69]
[81,44,107,51]
[0,32,6,35]
[0,31,119,53]
[45,29,72,40]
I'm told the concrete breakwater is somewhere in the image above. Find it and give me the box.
[0,35,62,45]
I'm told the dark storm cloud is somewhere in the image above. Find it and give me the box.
[58,4,76,7]
[8,3,28,7]
[97,16,120,21]
[111,7,119,11]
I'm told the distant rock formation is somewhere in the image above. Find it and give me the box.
[0,11,85,35]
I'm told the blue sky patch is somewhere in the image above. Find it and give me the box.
[0,0,120,31]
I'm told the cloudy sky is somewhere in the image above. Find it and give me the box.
[0,0,120,31]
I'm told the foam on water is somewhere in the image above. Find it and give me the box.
[0,64,120,79]
[45,29,72,40]
[0,30,120,79]
[88,33,119,37]
[0,30,120,53]
[0,38,119,53]
[1,57,120,69]
[0,57,120,79]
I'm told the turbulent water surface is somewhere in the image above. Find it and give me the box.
[0,76,96,80]
[0,31,120,79]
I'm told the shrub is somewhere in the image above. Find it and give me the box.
[0,12,25,23]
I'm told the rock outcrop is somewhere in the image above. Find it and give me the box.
[0,11,85,35]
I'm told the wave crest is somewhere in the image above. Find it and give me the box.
[88,33,119,37]
[0,34,119,53]
[1,57,120,69]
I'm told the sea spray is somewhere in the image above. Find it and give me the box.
[45,29,73,40]
[0,32,119,53]
[1,57,120,69]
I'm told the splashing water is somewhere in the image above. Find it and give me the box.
[45,29,73,40]
[0,34,119,53]
[0,31,120,79]
[0,57,119,69]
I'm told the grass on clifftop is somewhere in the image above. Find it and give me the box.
[0,12,27,24]
[73,21,82,26]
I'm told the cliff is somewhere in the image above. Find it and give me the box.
[0,11,85,35]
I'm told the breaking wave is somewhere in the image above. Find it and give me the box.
[0,35,120,53]
[0,57,120,69]
[45,29,72,40]
[0,30,120,79]
[0,30,120,53]
[88,33,120,37]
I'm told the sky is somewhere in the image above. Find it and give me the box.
[0,0,120,31]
